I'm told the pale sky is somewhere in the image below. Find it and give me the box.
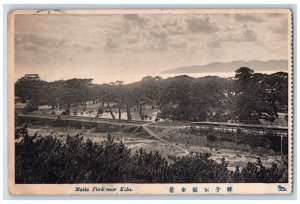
[14,12,289,82]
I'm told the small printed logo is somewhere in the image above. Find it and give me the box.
[278,185,287,191]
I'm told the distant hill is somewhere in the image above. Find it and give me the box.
[162,60,288,74]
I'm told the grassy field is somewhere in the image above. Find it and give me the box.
[20,123,287,172]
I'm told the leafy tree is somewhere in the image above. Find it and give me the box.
[15,69,288,124]
[233,67,260,123]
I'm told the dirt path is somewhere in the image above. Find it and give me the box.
[142,124,164,141]
[142,123,189,155]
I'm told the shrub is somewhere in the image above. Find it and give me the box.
[207,134,216,142]
[23,102,38,113]
[15,133,288,184]
[239,157,286,183]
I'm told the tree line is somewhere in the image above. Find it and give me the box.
[15,67,288,124]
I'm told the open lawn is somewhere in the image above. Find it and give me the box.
[21,123,287,171]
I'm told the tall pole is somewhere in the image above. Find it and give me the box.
[57,98,60,112]
[97,100,99,118]
[280,135,283,155]
[89,100,91,117]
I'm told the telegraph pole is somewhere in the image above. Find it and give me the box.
[280,135,283,155]
[57,98,60,112]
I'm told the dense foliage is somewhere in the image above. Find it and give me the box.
[16,134,287,184]
[234,68,288,123]
[15,68,288,123]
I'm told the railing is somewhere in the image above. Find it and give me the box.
[190,121,288,131]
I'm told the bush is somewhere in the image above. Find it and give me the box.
[23,102,38,113]
[15,134,288,184]
[207,133,216,142]
[229,157,287,183]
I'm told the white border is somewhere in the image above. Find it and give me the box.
[1,0,299,202]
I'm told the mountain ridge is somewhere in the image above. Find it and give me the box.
[162,59,288,74]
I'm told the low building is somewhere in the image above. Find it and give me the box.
[38,105,53,110]
[21,74,40,81]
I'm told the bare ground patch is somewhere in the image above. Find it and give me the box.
[23,123,287,171]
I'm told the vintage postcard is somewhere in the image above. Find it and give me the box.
[8,9,293,195]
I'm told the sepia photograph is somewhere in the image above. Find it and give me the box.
[8,9,293,195]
